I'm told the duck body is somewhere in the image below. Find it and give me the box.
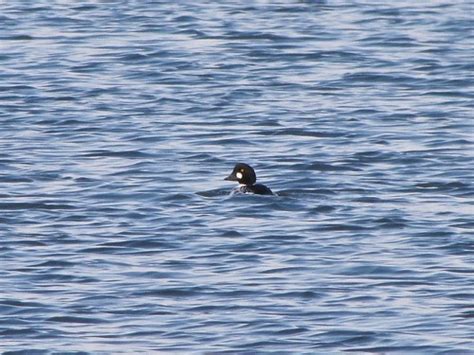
[237,183,273,195]
[224,163,273,196]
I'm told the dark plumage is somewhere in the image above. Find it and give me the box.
[224,163,273,195]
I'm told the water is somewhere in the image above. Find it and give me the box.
[1,1,473,353]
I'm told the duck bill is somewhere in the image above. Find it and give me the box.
[224,173,238,181]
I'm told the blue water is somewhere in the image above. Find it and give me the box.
[1,1,473,353]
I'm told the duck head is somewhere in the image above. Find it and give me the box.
[224,163,257,186]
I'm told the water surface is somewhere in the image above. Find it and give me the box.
[1,1,473,353]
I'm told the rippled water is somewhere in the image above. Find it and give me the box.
[1,1,473,353]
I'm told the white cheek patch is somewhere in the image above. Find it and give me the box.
[236,172,243,179]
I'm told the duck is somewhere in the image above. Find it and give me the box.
[224,163,273,195]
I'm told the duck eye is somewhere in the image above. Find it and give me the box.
[236,172,243,179]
